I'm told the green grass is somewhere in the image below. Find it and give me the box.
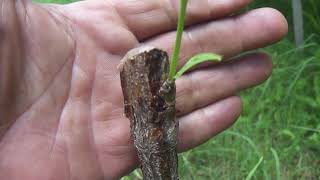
[34,0,320,179]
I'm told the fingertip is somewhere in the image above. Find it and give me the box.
[257,8,289,42]
[237,8,288,50]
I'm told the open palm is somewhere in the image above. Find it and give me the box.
[0,0,287,179]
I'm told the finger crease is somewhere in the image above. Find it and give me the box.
[233,16,245,53]
[110,0,135,34]
[230,62,242,93]
[188,73,202,109]
[163,0,177,28]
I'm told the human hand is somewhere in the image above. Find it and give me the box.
[0,0,287,179]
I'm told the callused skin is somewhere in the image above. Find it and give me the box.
[0,0,287,180]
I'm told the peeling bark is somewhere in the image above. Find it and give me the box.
[119,47,178,180]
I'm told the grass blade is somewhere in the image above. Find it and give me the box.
[270,148,281,180]
[245,157,264,180]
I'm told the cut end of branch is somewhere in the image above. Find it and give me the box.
[117,46,157,71]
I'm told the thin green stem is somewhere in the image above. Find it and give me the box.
[169,0,188,80]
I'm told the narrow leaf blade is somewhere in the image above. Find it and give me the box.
[245,157,264,180]
[174,53,222,79]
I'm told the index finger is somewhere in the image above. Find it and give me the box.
[112,0,252,40]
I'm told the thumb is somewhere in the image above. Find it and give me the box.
[0,0,25,134]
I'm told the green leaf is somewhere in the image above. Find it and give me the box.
[174,53,222,79]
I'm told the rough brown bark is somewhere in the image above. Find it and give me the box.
[118,46,178,180]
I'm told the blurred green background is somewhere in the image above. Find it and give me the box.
[34,0,320,179]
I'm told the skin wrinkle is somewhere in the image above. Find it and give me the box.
[112,1,163,41]
[132,2,160,16]
[163,0,177,29]
[109,0,142,31]
[4,3,76,131]
[20,0,30,30]
[27,56,47,82]
[195,108,210,133]
[68,64,92,100]
[45,4,77,39]
[12,52,73,130]
[97,128,135,157]
[187,72,203,111]
[90,55,124,119]
[61,2,138,55]
[0,5,76,178]
[0,65,72,179]
[233,14,246,54]
[89,51,108,180]
[113,0,160,15]
[175,76,194,116]
[187,0,211,21]
[229,60,242,93]
[100,26,137,54]
[62,100,99,180]
[61,29,104,179]
[49,57,74,157]
[92,101,120,121]
[187,68,222,110]
[50,62,76,179]
[41,5,75,43]
[108,1,132,33]
[1,55,73,149]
